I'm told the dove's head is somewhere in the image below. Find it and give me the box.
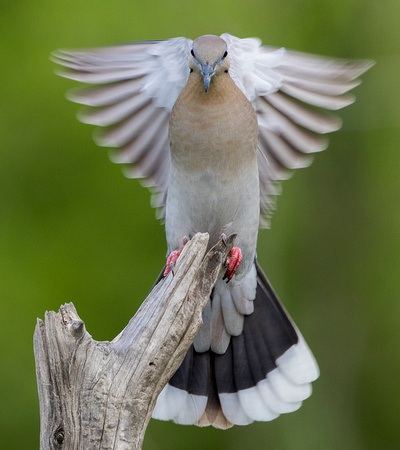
[189,35,230,92]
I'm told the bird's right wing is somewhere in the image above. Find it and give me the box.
[52,38,193,218]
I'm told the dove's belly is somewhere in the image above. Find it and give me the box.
[165,162,260,278]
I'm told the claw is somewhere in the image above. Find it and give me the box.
[163,236,188,277]
[223,246,242,282]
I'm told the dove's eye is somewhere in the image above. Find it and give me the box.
[191,49,195,57]
[223,50,228,58]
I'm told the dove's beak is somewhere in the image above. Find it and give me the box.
[201,64,214,92]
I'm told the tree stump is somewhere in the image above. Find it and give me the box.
[34,232,236,449]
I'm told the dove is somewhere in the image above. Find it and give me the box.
[52,33,373,429]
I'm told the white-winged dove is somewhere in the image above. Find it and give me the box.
[52,34,373,429]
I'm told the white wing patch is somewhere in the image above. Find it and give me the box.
[142,37,192,110]
[221,33,284,102]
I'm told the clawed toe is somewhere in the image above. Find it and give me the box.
[223,246,242,282]
[163,236,188,277]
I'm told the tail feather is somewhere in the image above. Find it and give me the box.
[152,261,319,428]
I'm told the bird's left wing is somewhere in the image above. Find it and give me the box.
[222,33,373,228]
[52,38,193,218]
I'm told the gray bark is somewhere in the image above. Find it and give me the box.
[34,232,235,449]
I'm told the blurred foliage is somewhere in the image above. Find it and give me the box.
[0,0,399,448]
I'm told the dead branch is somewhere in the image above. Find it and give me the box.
[34,232,235,449]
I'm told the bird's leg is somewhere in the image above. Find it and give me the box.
[221,234,242,282]
[163,236,188,276]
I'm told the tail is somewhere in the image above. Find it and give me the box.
[152,261,319,428]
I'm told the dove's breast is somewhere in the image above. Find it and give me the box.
[165,73,260,276]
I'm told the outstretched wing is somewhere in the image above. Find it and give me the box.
[52,38,192,218]
[53,34,373,226]
[221,33,373,227]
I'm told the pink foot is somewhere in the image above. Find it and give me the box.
[163,237,188,277]
[223,246,242,282]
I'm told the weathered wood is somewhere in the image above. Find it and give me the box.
[34,232,236,450]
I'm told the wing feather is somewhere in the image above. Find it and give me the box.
[251,43,373,226]
[52,38,192,219]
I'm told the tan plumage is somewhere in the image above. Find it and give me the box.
[169,60,258,176]
[167,36,259,265]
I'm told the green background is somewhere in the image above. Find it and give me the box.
[1,0,399,448]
